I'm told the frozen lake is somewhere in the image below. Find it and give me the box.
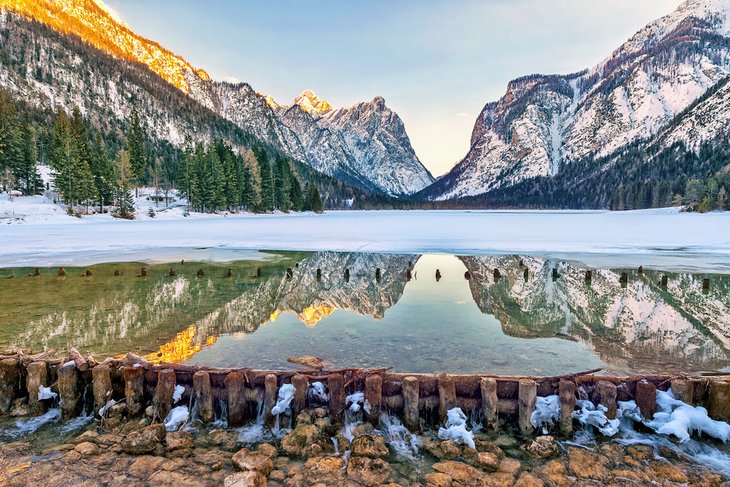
[2,208,730,271]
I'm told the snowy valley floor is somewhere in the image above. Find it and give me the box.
[1,197,730,271]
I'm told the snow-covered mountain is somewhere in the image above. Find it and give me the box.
[0,0,429,196]
[460,256,730,373]
[425,0,730,200]
[271,90,434,195]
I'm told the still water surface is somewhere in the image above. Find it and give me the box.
[1,251,728,375]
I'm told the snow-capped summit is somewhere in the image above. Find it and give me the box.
[423,0,730,201]
[292,89,333,115]
[277,95,435,195]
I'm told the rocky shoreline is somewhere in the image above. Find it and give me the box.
[1,405,727,487]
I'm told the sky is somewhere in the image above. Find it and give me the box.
[104,0,682,176]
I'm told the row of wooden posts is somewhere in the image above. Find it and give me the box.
[10,265,712,290]
[1,357,729,435]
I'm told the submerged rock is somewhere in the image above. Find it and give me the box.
[166,431,194,451]
[347,456,393,486]
[120,423,166,454]
[303,456,345,484]
[432,460,485,483]
[567,446,608,480]
[287,355,331,370]
[231,448,274,475]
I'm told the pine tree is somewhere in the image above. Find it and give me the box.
[255,147,274,212]
[126,109,146,189]
[90,135,116,211]
[717,186,728,211]
[115,150,135,219]
[18,123,43,195]
[306,183,323,213]
[289,175,304,211]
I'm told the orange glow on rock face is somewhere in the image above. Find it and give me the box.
[1,0,209,93]
[297,304,335,327]
[145,325,217,363]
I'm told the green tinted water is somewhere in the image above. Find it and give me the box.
[1,251,729,375]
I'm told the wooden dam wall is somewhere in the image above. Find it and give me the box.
[1,353,729,435]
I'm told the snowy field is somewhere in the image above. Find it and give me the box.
[1,195,730,271]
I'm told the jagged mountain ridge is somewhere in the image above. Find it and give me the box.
[0,0,430,196]
[424,0,730,201]
[275,91,435,195]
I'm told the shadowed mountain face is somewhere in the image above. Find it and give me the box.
[460,255,730,373]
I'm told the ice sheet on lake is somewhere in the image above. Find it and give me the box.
[3,209,730,272]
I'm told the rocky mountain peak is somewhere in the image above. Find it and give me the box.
[292,89,333,115]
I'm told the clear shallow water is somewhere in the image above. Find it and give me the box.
[1,251,729,375]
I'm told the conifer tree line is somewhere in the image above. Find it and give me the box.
[0,89,324,217]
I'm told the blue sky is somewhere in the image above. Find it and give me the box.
[104,0,682,176]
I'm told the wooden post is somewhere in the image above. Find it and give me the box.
[264,374,278,427]
[364,374,382,426]
[523,268,529,282]
[58,267,65,277]
[638,266,644,275]
[328,374,345,422]
[0,358,19,415]
[375,268,381,281]
[670,379,694,405]
[464,271,471,280]
[597,381,617,420]
[67,348,89,372]
[661,275,668,287]
[256,267,262,277]
[154,369,176,420]
[224,372,246,427]
[708,381,730,422]
[123,366,145,417]
[480,377,498,430]
[344,268,350,281]
[316,268,322,280]
[34,267,40,276]
[518,379,537,436]
[558,380,576,436]
[291,375,308,416]
[402,376,420,432]
[92,364,112,417]
[552,269,559,281]
[193,371,214,423]
[225,268,233,278]
[141,267,148,277]
[493,269,501,281]
[58,362,81,419]
[620,272,628,288]
[636,380,656,420]
[27,361,49,415]
[438,374,457,423]
[585,270,592,283]
[703,278,711,291]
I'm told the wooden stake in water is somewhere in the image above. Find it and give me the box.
[193,371,214,423]
[480,377,499,430]
[518,379,537,436]
[402,376,420,432]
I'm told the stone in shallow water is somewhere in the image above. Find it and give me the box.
[231,448,274,475]
[523,435,558,459]
[432,461,486,483]
[476,451,500,472]
[166,431,194,451]
[346,456,393,486]
[567,446,608,480]
[73,441,99,456]
[350,434,389,458]
[304,456,345,484]
[120,423,166,454]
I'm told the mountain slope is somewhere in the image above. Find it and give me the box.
[0,0,430,196]
[424,0,730,201]
[276,92,435,195]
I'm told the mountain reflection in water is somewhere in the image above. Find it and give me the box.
[1,252,728,375]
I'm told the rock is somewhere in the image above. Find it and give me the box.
[148,470,206,487]
[438,439,463,460]
[304,443,324,457]
[346,456,393,486]
[73,442,99,456]
[145,405,155,417]
[524,436,559,459]
[65,450,82,462]
[269,469,286,481]
[476,451,500,472]
[9,397,29,416]
[256,443,278,459]
[161,458,186,471]
[166,431,194,451]
[109,402,127,418]
[287,356,331,370]
[475,438,504,455]
[432,461,485,483]
[281,424,320,456]
[537,460,570,487]
[128,455,166,478]
[567,446,608,480]
[494,435,518,448]
[350,434,389,458]
[304,456,344,484]
[205,429,239,451]
[121,423,166,454]
[223,471,267,487]
[515,472,544,487]
[74,430,99,443]
[313,407,328,418]
[498,458,522,475]
[424,472,452,487]
[193,449,231,470]
[232,448,274,475]
[599,443,624,464]
[649,461,689,483]
[350,422,374,437]
[626,444,654,462]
